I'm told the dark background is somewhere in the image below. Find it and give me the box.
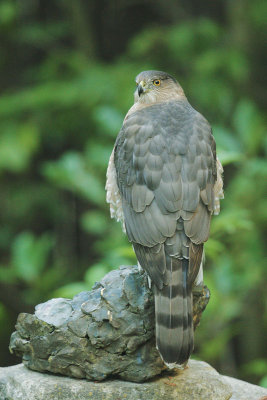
[0,0,266,387]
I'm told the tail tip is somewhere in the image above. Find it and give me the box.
[164,360,188,370]
[156,343,190,369]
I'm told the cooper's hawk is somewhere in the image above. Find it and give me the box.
[106,70,223,367]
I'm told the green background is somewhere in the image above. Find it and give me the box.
[0,0,266,387]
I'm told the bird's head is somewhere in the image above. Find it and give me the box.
[134,70,185,104]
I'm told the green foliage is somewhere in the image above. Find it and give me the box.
[242,359,267,388]
[1,0,266,385]
[0,122,40,172]
[12,232,54,283]
[42,152,105,204]
[0,232,53,284]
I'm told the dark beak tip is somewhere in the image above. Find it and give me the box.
[138,84,144,96]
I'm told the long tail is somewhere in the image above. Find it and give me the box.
[154,256,194,366]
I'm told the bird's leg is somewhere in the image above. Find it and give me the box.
[194,262,204,287]
[137,261,152,288]
[137,261,142,272]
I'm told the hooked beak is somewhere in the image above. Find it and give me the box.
[137,81,145,96]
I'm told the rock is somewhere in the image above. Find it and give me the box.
[35,298,73,327]
[9,265,210,383]
[0,360,235,400]
[223,375,267,400]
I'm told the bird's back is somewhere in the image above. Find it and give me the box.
[109,92,222,366]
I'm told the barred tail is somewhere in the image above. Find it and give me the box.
[155,257,194,366]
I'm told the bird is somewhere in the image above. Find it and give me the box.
[106,70,224,368]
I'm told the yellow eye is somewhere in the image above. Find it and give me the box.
[153,79,161,86]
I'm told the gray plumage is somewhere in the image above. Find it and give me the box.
[107,70,223,367]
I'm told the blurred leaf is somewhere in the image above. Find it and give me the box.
[0,302,8,322]
[18,22,69,47]
[0,122,40,172]
[200,325,238,361]
[204,238,225,260]
[42,152,105,204]
[213,254,243,294]
[84,263,112,289]
[211,208,253,236]
[189,77,234,118]
[213,126,241,152]
[217,148,243,165]
[168,19,222,62]
[249,1,267,29]
[53,282,89,299]
[85,143,112,170]
[243,359,267,376]
[233,100,266,155]
[92,106,124,137]
[0,2,16,26]
[260,375,267,389]
[114,246,136,259]
[81,211,108,234]
[0,265,17,284]
[0,70,111,117]
[128,28,165,59]
[242,359,267,388]
[11,232,54,283]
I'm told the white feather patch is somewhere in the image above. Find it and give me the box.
[105,149,125,232]
[214,157,224,215]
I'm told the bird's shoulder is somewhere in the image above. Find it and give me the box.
[120,100,212,141]
[124,99,195,127]
[115,100,214,160]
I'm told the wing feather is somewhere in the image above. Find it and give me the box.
[114,100,221,288]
